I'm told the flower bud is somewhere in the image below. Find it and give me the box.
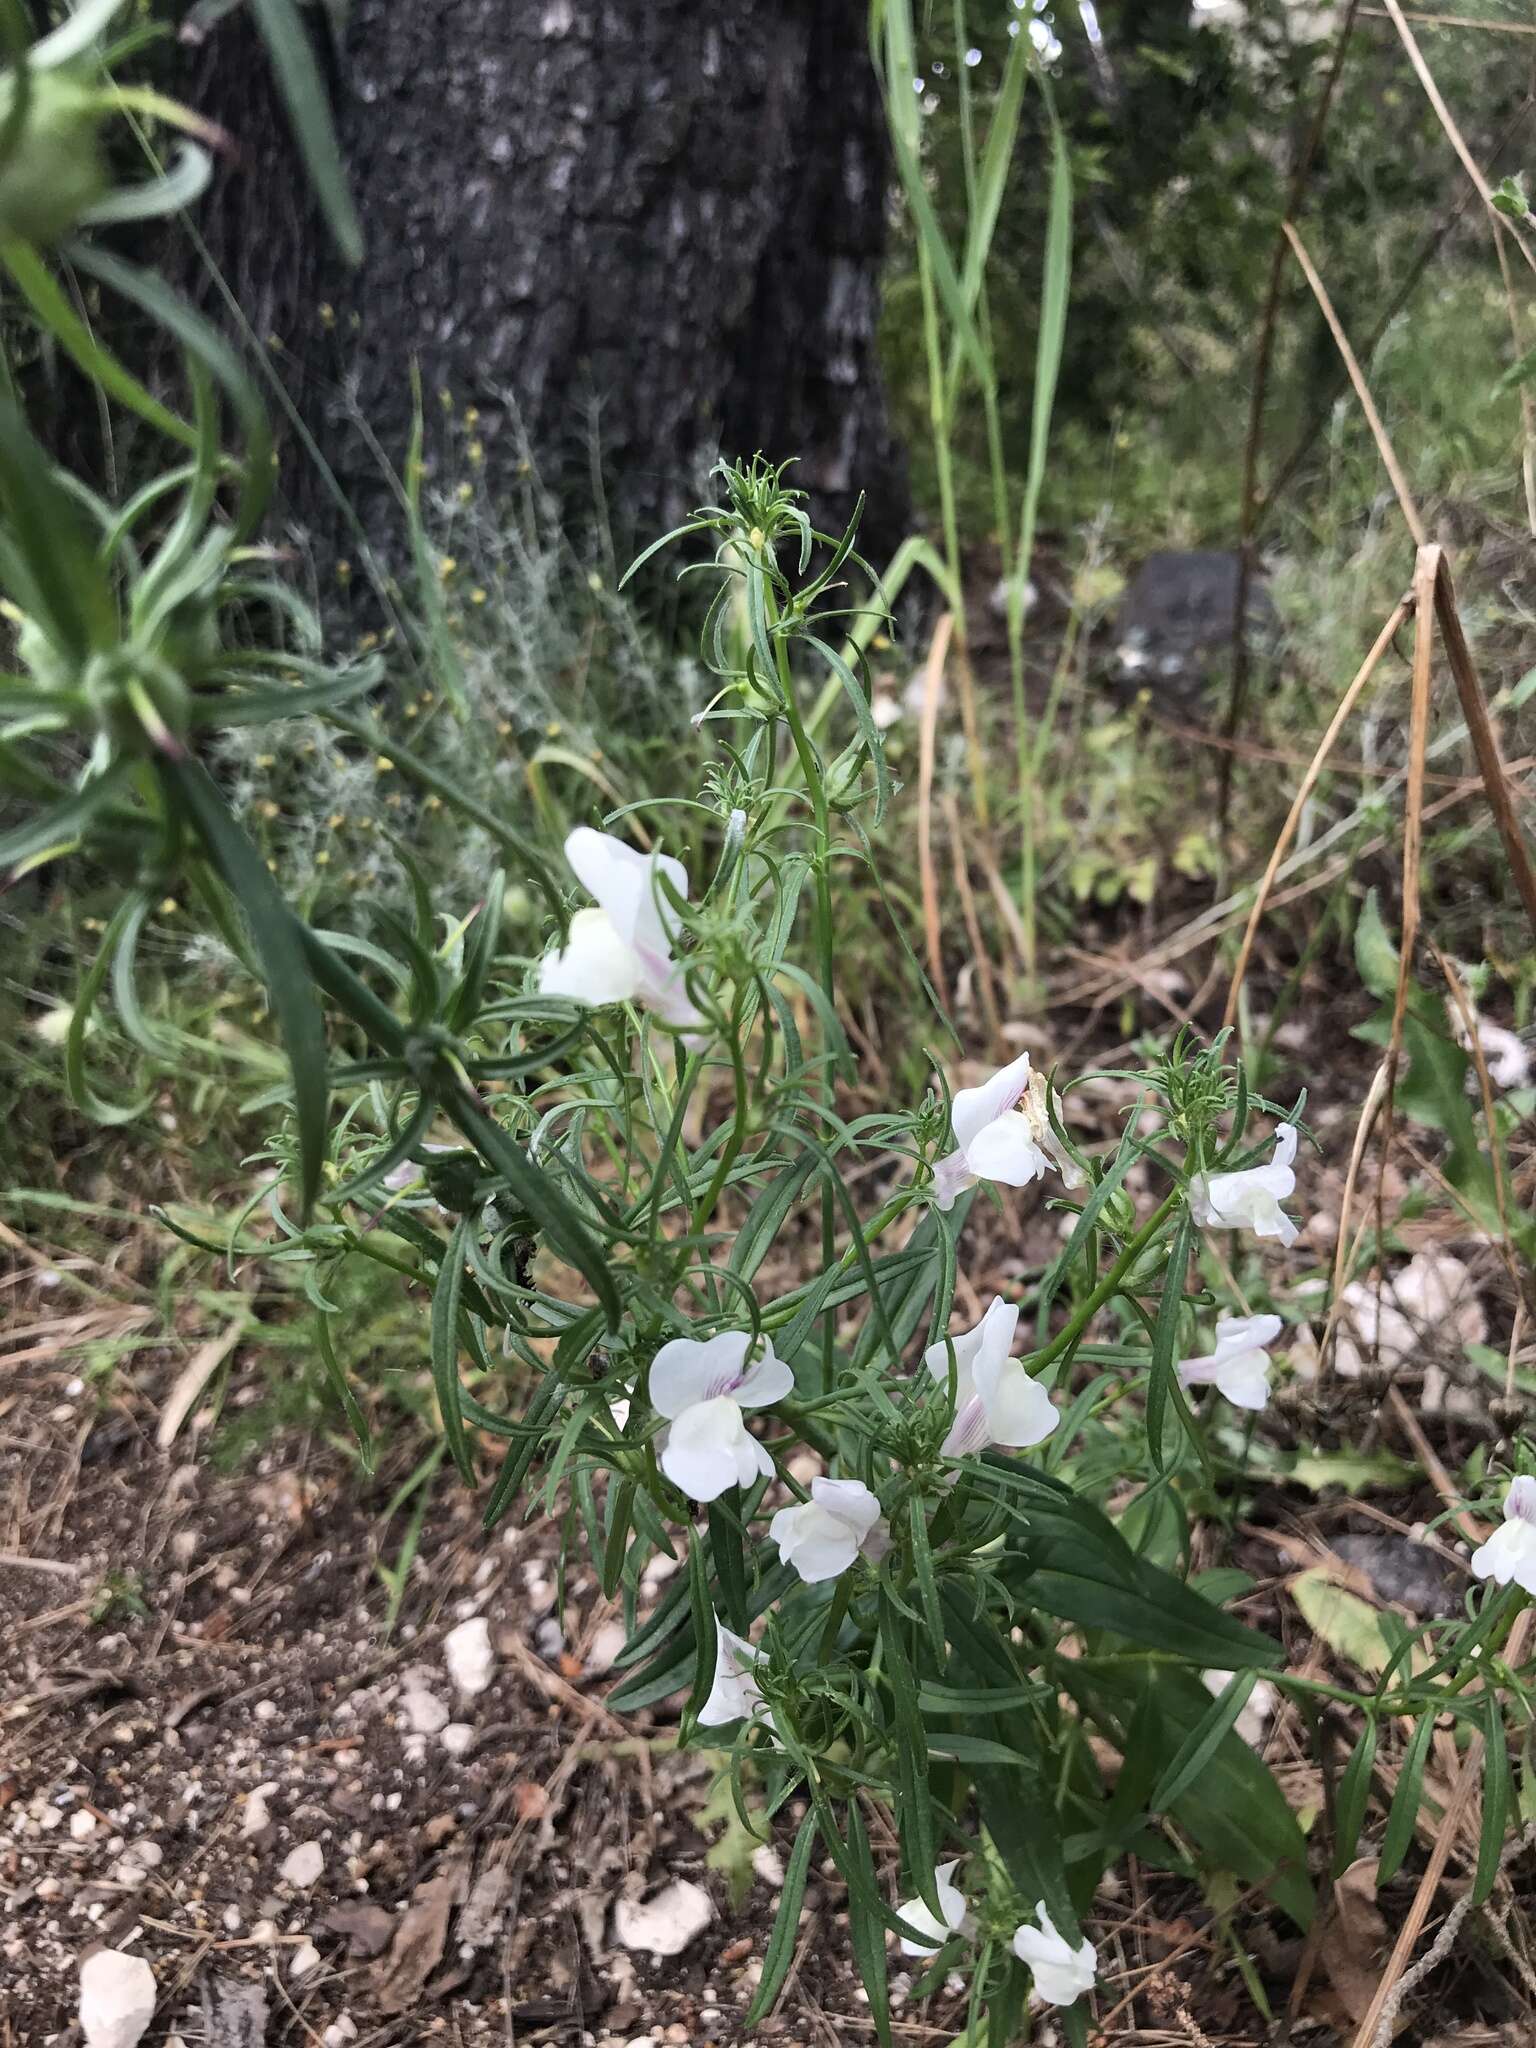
[0,74,108,246]
[824,739,869,811]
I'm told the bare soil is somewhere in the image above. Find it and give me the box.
[3,998,1533,2048]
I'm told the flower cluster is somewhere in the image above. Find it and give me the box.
[896,1863,1098,2009]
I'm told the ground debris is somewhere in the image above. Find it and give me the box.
[200,1974,270,2048]
[372,1851,472,2012]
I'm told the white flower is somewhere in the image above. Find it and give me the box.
[1200,1667,1279,1748]
[933,1051,1084,1212]
[698,1616,769,1727]
[537,826,704,1034]
[1177,1314,1283,1411]
[924,1296,1058,1459]
[1012,1902,1097,2006]
[769,1477,888,1583]
[1471,1477,1536,1596]
[650,1330,794,1503]
[896,1859,968,1957]
[1190,1126,1300,1248]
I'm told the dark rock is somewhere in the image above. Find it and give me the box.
[1108,549,1277,699]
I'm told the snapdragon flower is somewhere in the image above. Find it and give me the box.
[769,1477,888,1583]
[924,1296,1057,1459]
[1012,1903,1097,2006]
[895,1860,969,1956]
[698,1616,769,1727]
[932,1050,1083,1212]
[537,826,704,1034]
[1470,1477,1536,1596]
[649,1330,793,1503]
[1177,1314,1283,1411]
[1190,1126,1300,1248]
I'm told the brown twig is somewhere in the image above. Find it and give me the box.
[1282,223,1427,543]
[1223,599,1410,1032]
[1379,0,1536,278]
[1350,1611,1534,2047]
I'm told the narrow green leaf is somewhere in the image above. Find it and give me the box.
[160,756,328,1217]
[880,1590,940,1913]
[1473,1695,1511,1907]
[445,1086,621,1329]
[1150,1669,1258,1813]
[0,396,116,659]
[316,1311,374,1471]
[430,1216,475,1484]
[1378,1710,1435,1886]
[1146,1205,1195,1468]
[746,1811,818,2024]
[0,236,196,446]
[247,0,363,263]
[1331,1716,1378,1878]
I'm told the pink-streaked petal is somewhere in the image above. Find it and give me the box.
[950,1051,1033,1153]
[970,1353,1058,1448]
[657,1396,754,1501]
[1211,1314,1282,1359]
[1506,1475,1536,1528]
[649,1332,752,1419]
[1213,1351,1272,1411]
[964,1112,1051,1189]
[940,1395,992,1460]
[932,1148,976,1212]
[733,1342,795,1410]
[810,1476,882,1537]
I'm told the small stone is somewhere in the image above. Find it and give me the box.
[751,1843,785,1887]
[242,1785,279,1839]
[322,2019,359,2048]
[280,1841,325,1888]
[70,1810,98,1841]
[440,1722,476,1759]
[79,1948,157,2048]
[253,1701,279,1723]
[443,1617,495,1697]
[624,2038,657,2048]
[289,1939,322,1981]
[223,1906,241,1932]
[614,1881,714,1959]
[401,1681,449,1737]
[584,1620,628,1676]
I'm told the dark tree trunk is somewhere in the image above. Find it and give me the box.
[177,0,905,571]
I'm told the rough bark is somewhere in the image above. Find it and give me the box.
[178,0,905,570]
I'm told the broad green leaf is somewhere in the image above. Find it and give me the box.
[1292,1568,1399,1677]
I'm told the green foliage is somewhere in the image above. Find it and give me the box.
[2,13,1536,2044]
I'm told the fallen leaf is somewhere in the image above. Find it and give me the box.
[1316,1858,1388,2025]
[1292,1567,1400,1676]
[323,1901,397,1958]
[372,1855,471,2013]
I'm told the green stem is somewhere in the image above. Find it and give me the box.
[1026,1190,1182,1374]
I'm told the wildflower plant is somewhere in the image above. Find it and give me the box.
[2,48,1535,2039]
